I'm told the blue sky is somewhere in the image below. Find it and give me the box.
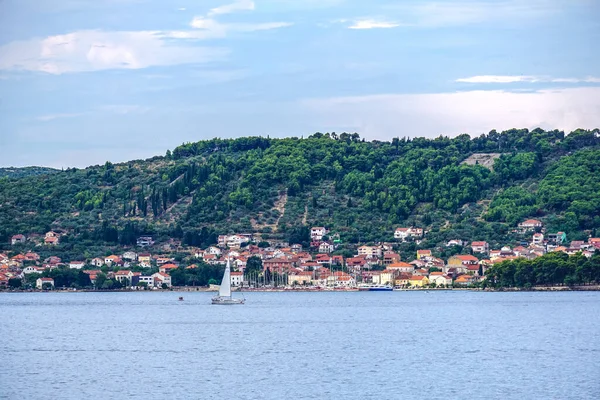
[1,0,599,168]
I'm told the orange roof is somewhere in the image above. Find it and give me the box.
[388,262,412,268]
[409,275,426,281]
[455,255,479,261]
[161,263,178,269]
[471,241,487,246]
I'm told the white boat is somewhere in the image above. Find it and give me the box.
[211,259,245,305]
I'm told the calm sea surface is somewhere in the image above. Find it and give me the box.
[1,291,599,400]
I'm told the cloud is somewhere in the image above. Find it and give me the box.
[348,19,400,29]
[0,0,290,75]
[208,0,255,16]
[457,75,600,84]
[300,87,600,139]
[0,30,228,74]
[384,0,560,28]
[36,113,86,122]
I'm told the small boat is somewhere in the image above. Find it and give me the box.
[178,296,184,301]
[212,258,245,305]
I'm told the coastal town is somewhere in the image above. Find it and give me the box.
[1,220,599,291]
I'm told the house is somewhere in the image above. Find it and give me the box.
[315,254,332,265]
[230,271,243,287]
[136,236,154,247]
[518,219,543,231]
[310,227,328,241]
[91,257,105,267]
[416,250,432,260]
[532,233,544,245]
[394,227,423,241]
[547,232,567,245]
[263,258,295,273]
[114,270,134,285]
[44,236,59,246]
[291,244,303,252]
[24,252,40,262]
[446,239,464,247]
[11,234,26,245]
[207,246,222,256]
[159,263,178,274]
[357,245,382,258]
[319,242,334,253]
[429,273,452,287]
[448,255,479,267]
[218,234,252,249]
[69,261,86,270]
[122,251,138,261]
[394,273,411,287]
[138,275,155,287]
[22,266,43,275]
[387,262,413,274]
[104,255,121,266]
[36,277,54,290]
[138,253,152,267]
[372,270,394,285]
[471,241,489,254]
[383,253,401,265]
[288,271,313,285]
[408,275,429,287]
[454,275,475,286]
[152,272,172,288]
[331,255,344,266]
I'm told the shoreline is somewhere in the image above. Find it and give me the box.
[2,285,599,293]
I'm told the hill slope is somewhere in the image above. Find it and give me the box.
[0,166,59,179]
[0,128,599,250]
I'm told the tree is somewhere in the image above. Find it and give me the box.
[245,256,263,275]
[8,278,22,289]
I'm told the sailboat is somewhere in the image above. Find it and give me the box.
[211,258,245,305]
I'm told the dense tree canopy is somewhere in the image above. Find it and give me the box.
[0,128,599,250]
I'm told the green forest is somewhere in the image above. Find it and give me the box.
[1,128,599,254]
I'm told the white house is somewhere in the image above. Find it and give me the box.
[207,246,222,256]
[11,234,26,245]
[122,251,138,261]
[152,272,172,288]
[446,239,464,247]
[69,261,86,269]
[394,227,423,241]
[36,277,54,289]
[22,266,43,275]
[138,275,155,287]
[136,236,154,247]
[310,227,328,241]
[518,219,543,231]
[230,271,243,287]
[429,273,452,287]
[114,270,134,285]
[319,242,334,253]
[471,241,489,254]
[532,233,544,245]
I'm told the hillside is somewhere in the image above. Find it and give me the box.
[0,166,59,179]
[0,128,599,253]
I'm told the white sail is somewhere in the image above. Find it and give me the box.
[218,259,232,297]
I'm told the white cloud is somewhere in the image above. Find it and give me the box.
[348,19,400,29]
[0,30,228,74]
[208,0,255,16]
[457,75,600,84]
[301,87,600,139]
[384,0,560,28]
[36,113,86,122]
[177,7,186,11]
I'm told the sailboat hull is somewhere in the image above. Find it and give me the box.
[211,296,245,305]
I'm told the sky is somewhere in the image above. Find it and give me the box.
[0,0,599,168]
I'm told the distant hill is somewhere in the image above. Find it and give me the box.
[0,166,59,179]
[0,128,599,251]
